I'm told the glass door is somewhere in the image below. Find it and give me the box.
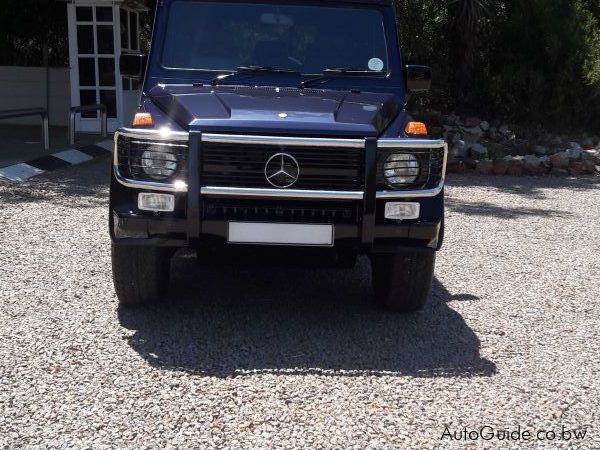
[68,4,122,132]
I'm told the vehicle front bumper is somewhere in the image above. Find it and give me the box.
[110,129,447,253]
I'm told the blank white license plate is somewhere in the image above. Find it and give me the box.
[228,222,334,247]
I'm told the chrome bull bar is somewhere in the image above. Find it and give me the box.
[112,128,448,199]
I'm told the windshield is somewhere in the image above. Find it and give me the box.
[161,1,389,76]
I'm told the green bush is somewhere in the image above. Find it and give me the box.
[397,0,600,131]
[488,0,600,129]
[0,0,67,67]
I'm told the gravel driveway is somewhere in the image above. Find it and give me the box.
[1,157,598,449]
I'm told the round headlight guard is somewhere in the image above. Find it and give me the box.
[383,153,420,187]
[141,149,178,180]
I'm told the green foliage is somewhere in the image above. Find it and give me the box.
[398,0,600,130]
[488,0,600,128]
[0,0,67,67]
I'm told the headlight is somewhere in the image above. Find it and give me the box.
[383,153,420,186]
[141,149,178,179]
[116,135,187,183]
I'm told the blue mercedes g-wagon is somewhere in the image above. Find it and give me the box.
[110,0,447,312]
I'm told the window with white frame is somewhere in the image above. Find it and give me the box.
[120,7,141,91]
[75,5,117,119]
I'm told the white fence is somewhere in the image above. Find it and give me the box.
[0,66,71,126]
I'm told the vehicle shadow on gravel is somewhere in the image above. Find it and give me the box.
[446,197,571,219]
[118,252,496,379]
[448,174,600,200]
[444,175,600,219]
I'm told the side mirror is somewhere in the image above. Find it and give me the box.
[405,65,432,92]
[120,53,147,80]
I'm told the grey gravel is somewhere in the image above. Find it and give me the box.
[1,159,599,449]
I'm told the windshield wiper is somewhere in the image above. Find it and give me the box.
[300,68,383,89]
[211,66,300,86]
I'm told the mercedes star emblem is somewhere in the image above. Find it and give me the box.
[264,153,300,188]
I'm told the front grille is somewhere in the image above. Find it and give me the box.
[117,135,188,182]
[201,142,364,191]
[203,199,359,224]
[376,147,445,190]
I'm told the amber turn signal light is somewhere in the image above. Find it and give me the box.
[132,112,154,127]
[405,121,428,135]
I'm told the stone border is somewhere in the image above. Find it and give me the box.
[448,146,600,177]
[0,140,113,182]
[421,112,600,177]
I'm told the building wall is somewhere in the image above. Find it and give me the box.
[0,66,71,126]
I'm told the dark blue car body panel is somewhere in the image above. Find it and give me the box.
[141,0,408,137]
[147,84,401,137]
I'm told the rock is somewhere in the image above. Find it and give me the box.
[475,159,493,175]
[549,151,570,169]
[566,147,582,160]
[523,155,547,175]
[539,156,551,173]
[508,155,525,162]
[569,161,586,176]
[443,125,459,133]
[463,157,478,169]
[465,117,482,128]
[450,140,468,158]
[565,143,583,160]
[488,127,498,140]
[582,149,600,164]
[582,159,598,174]
[447,160,465,174]
[461,125,484,142]
[492,159,509,176]
[505,156,525,176]
[507,165,524,176]
[480,121,490,132]
[486,142,505,160]
[551,167,569,177]
[532,145,549,155]
[468,143,488,159]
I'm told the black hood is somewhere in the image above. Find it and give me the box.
[147,85,401,137]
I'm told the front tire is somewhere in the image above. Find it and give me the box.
[111,244,172,306]
[371,250,436,313]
